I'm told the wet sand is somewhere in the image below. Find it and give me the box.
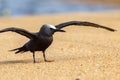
[0,11,120,80]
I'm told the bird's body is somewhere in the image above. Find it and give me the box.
[0,21,116,63]
[18,34,53,52]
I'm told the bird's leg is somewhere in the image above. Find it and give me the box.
[42,51,54,62]
[42,51,47,62]
[32,52,36,63]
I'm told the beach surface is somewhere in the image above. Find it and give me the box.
[0,11,120,80]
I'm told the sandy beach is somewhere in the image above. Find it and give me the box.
[0,11,120,80]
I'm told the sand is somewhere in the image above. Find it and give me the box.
[0,11,120,80]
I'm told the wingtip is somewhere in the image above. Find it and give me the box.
[107,28,117,32]
[112,29,117,32]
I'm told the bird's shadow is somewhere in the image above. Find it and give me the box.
[0,59,42,65]
[0,58,54,65]
[0,59,35,65]
[0,56,81,65]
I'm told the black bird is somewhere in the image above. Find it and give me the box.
[0,21,116,63]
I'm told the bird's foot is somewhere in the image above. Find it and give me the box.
[45,60,54,62]
[33,61,36,63]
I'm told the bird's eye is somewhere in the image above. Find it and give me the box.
[50,28,53,30]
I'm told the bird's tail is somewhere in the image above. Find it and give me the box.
[9,46,27,54]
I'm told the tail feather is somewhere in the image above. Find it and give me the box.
[9,48,20,51]
[9,47,27,54]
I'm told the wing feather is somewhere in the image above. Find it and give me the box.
[55,21,116,31]
[0,27,36,39]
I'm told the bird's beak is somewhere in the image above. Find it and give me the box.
[55,29,66,32]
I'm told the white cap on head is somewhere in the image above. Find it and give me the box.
[44,24,56,29]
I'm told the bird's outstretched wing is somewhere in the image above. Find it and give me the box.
[55,21,116,32]
[0,27,36,39]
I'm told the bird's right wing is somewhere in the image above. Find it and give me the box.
[0,27,36,39]
[55,21,116,32]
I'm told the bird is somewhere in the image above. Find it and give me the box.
[0,21,116,63]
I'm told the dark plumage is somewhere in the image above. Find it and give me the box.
[0,21,116,63]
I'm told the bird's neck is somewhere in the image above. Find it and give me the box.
[38,31,53,37]
[38,28,54,36]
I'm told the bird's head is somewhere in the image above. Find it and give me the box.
[39,24,65,36]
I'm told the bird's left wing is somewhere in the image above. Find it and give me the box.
[55,21,116,32]
[0,27,37,39]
